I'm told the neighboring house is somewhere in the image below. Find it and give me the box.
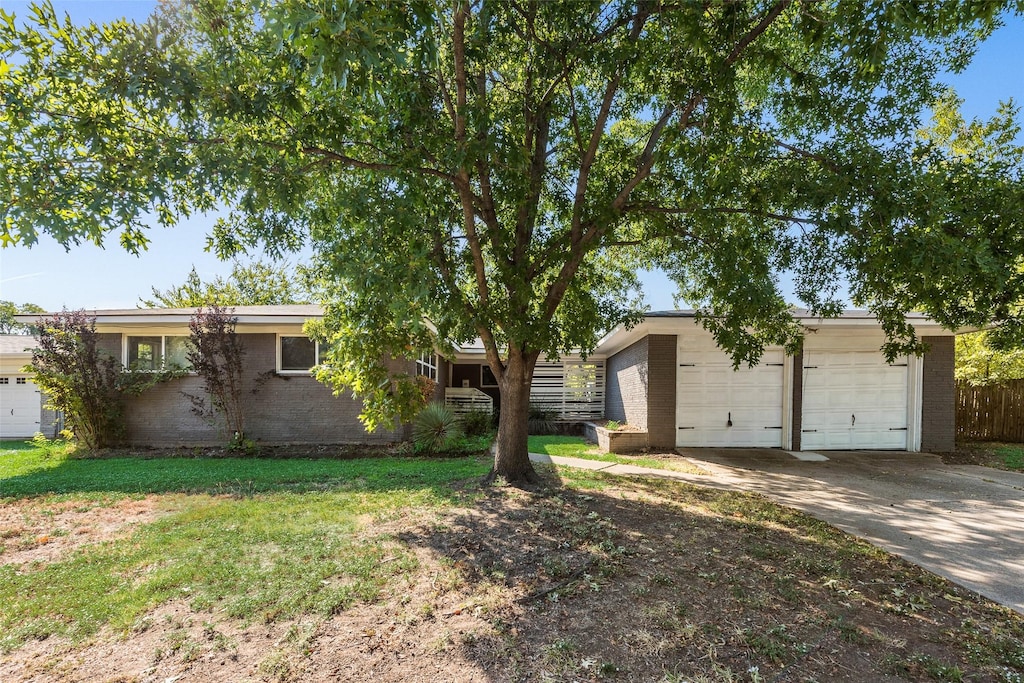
[0,334,59,439]
[4,306,956,452]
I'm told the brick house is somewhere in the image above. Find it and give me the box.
[3,306,956,452]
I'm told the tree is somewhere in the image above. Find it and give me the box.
[0,300,45,334]
[27,310,179,448]
[140,261,312,308]
[3,2,1023,482]
[185,305,248,442]
[956,332,1024,385]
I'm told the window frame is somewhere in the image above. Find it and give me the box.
[416,352,439,381]
[480,364,499,388]
[276,334,324,374]
[123,334,192,372]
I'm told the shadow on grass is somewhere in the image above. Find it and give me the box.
[0,451,492,500]
[386,465,1024,683]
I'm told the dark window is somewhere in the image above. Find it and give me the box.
[281,336,316,371]
[481,365,498,387]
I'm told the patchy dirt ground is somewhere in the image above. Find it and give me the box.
[0,495,164,567]
[943,441,1024,471]
[2,469,1023,682]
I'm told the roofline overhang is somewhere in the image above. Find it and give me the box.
[596,311,961,358]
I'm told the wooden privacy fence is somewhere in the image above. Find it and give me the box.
[956,379,1024,442]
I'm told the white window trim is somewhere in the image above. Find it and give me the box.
[277,334,322,374]
[122,334,192,372]
[416,353,439,381]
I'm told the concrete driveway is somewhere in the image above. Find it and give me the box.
[679,449,1024,615]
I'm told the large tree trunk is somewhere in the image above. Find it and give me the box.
[488,348,540,484]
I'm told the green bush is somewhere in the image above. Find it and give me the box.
[528,404,557,435]
[413,403,464,454]
[458,409,494,436]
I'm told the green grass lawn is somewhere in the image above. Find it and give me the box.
[527,435,706,474]
[996,443,1024,470]
[0,440,489,652]
[2,441,1023,681]
[951,441,1024,472]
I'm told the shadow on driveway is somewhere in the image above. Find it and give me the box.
[679,449,1024,615]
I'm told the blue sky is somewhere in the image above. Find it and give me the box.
[1,2,1023,311]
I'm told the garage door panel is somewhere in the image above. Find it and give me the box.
[802,351,908,450]
[677,342,784,448]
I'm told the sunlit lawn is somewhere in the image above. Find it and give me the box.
[0,440,488,652]
[527,435,706,474]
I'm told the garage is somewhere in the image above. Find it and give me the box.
[676,335,789,448]
[0,374,42,439]
[801,348,913,450]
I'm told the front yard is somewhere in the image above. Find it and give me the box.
[2,440,1023,682]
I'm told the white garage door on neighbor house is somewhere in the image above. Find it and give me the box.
[0,375,42,439]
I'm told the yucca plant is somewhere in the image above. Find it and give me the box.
[413,402,464,454]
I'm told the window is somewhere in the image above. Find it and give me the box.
[126,336,191,371]
[0,377,8,384]
[481,364,498,387]
[16,377,27,385]
[416,353,438,381]
[279,336,326,372]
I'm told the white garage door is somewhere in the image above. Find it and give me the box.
[0,375,42,439]
[676,338,785,448]
[801,352,908,450]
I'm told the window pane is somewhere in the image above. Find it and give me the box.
[281,336,316,370]
[127,336,163,370]
[416,353,438,381]
[165,336,192,369]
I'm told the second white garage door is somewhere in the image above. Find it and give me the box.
[801,351,909,450]
[676,337,786,448]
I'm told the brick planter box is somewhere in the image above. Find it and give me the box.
[583,422,649,454]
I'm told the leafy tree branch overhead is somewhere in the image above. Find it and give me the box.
[2,1,1022,481]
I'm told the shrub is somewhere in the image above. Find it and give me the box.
[459,409,494,436]
[185,305,248,442]
[413,402,464,454]
[28,310,182,449]
[528,404,557,435]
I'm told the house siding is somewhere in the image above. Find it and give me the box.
[605,337,649,429]
[110,333,407,446]
[646,335,677,449]
[921,335,956,453]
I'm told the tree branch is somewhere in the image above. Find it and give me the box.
[774,139,842,173]
[445,5,491,312]
[569,3,652,244]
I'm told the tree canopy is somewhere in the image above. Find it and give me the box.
[956,331,1024,385]
[140,261,312,308]
[0,300,45,334]
[2,1,1023,480]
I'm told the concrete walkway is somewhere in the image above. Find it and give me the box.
[529,450,1024,615]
